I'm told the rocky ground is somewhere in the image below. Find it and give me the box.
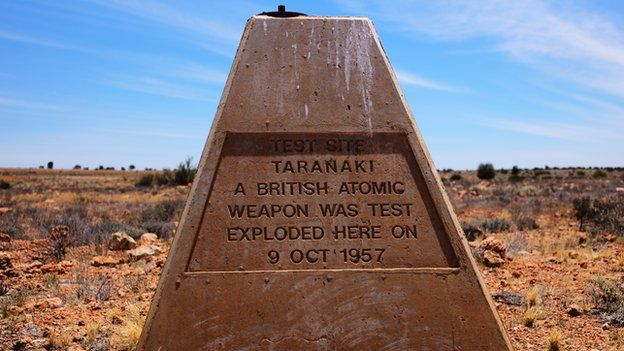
[0,167,623,350]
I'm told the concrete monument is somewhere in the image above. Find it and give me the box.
[138,7,512,350]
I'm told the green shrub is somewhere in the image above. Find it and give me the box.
[173,157,196,186]
[477,163,496,180]
[450,174,462,181]
[0,180,10,190]
[136,173,155,187]
[593,169,608,179]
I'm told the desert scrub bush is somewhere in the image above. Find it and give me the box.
[515,216,539,231]
[573,195,624,235]
[0,209,22,237]
[450,174,462,181]
[75,270,113,302]
[508,166,524,183]
[477,163,496,180]
[589,276,624,326]
[462,218,511,238]
[0,180,10,190]
[173,157,196,185]
[593,169,608,179]
[139,199,184,238]
[48,225,70,261]
[35,206,100,246]
[135,173,155,187]
[134,158,196,188]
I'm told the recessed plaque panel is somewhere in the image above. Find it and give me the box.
[188,133,458,272]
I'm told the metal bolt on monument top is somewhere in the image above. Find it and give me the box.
[137,6,513,351]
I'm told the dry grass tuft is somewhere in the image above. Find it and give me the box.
[110,304,144,351]
[48,328,72,350]
[523,306,538,327]
[547,330,563,351]
[526,286,540,307]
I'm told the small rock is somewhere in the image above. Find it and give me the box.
[602,322,610,330]
[578,233,588,245]
[483,250,505,267]
[90,255,118,267]
[478,237,507,258]
[108,231,137,251]
[0,252,12,269]
[476,237,507,268]
[128,245,162,261]
[0,252,16,277]
[0,207,12,214]
[139,233,159,246]
[35,297,63,309]
[492,291,525,306]
[41,260,72,274]
[567,304,582,317]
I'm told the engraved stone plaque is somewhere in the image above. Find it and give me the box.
[138,13,512,351]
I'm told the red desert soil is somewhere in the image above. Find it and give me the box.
[1,168,623,350]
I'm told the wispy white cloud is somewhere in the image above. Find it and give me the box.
[107,76,215,101]
[484,118,619,141]
[364,0,624,99]
[90,0,240,43]
[105,128,203,139]
[395,70,459,92]
[0,93,64,111]
[0,29,84,51]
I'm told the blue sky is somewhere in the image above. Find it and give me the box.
[1,1,623,170]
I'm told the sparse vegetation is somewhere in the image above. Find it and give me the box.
[573,195,624,236]
[0,166,622,349]
[135,157,196,187]
[0,180,10,190]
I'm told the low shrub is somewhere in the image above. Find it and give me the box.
[135,158,196,187]
[593,169,608,179]
[461,218,512,240]
[515,216,539,231]
[135,173,155,187]
[0,181,10,190]
[589,276,624,326]
[48,225,70,261]
[573,195,624,235]
[450,174,462,181]
[477,163,496,180]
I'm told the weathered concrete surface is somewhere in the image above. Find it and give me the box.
[138,15,513,350]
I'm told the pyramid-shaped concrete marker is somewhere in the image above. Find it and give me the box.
[138,12,513,351]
